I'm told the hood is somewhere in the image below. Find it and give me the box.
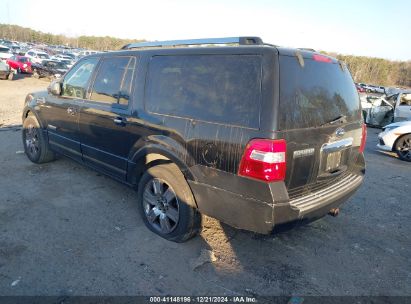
[384,120,411,129]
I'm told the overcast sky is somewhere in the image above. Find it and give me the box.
[1,0,410,60]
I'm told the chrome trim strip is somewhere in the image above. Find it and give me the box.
[321,137,353,153]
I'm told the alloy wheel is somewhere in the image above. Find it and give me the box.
[397,137,411,161]
[142,178,180,234]
[24,124,40,158]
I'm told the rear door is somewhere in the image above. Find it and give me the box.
[79,55,138,180]
[278,54,363,193]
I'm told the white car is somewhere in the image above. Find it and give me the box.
[377,121,411,161]
[0,44,13,60]
[25,49,50,64]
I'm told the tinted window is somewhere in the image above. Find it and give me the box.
[90,56,136,105]
[279,56,360,130]
[62,58,99,99]
[0,47,9,52]
[146,55,262,128]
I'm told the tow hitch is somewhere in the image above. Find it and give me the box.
[329,208,340,217]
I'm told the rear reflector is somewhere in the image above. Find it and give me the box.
[312,54,332,63]
[239,139,286,182]
[359,124,367,153]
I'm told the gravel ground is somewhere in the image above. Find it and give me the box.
[0,77,410,296]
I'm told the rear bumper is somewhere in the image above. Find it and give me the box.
[189,172,364,235]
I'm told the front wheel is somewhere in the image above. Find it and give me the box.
[137,163,201,242]
[22,114,55,163]
[395,134,411,162]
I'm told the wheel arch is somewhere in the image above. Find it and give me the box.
[127,144,196,187]
[393,132,411,152]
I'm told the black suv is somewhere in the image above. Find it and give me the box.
[22,37,366,242]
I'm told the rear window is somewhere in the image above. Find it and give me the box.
[146,55,262,128]
[279,55,360,130]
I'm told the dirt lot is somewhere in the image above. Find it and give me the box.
[0,76,410,296]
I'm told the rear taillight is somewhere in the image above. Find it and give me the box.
[239,139,286,182]
[312,54,332,63]
[359,124,367,153]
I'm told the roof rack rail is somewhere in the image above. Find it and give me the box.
[298,48,316,52]
[122,36,263,50]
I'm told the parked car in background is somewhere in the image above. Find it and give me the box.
[78,50,99,58]
[31,60,69,79]
[361,92,411,127]
[0,59,13,80]
[374,86,386,94]
[394,92,411,122]
[377,121,411,161]
[51,54,74,62]
[57,59,74,68]
[0,45,13,60]
[355,84,366,93]
[25,49,51,64]
[6,55,32,73]
[22,37,366,242]
[358,83,385,94]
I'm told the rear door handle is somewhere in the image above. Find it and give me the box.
[114,117,127,126]
[67,107,76,115]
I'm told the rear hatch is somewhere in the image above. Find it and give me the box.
[277,52,363,198]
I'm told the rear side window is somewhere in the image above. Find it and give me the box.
[279,56,360,130]
[90,56,136,105]
[146,55,262,128]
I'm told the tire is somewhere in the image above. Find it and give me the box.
[33,70,39,79]
[22,114,56,164]
[137,163,201,242]
[17,68,21,74]
[394,134,411,162]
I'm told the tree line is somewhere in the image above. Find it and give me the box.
[1,23,410,87]
[0,23,144,51]
[325,52,411,88]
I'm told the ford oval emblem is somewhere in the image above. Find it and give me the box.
[335,127,345,137]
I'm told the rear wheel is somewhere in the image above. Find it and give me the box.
[33,69,39,79]
[395,134,411,162]
[137,163,201,242]
[22,114,55,163]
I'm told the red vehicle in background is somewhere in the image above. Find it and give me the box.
[6,55,32,74]
[355,83,366,93]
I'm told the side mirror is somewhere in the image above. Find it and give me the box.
[48,80,61,96]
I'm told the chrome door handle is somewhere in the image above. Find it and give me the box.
[36,97,46,104]
[113,117,127,126]
[67,107,76,115]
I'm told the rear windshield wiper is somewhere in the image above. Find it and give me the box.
[320,115,347,127]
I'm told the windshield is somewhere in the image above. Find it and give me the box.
[18,57,29,63]
[279,55,361,130]
[38,53,49,59]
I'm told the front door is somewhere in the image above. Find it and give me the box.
[79,56,138,180]
[43,57,99,161]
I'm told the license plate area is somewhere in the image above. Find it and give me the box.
[326,151,341,172]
